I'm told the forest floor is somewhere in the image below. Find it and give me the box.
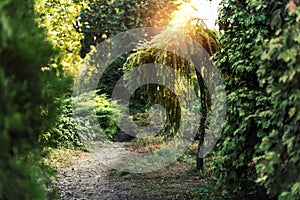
[54,141,212,200]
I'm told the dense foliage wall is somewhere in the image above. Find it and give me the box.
[214,0,299,198]
[0,0,56,198]
[255,3,300,198]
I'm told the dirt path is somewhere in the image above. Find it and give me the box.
[57,142,207,200]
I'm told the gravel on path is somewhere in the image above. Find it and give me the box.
[57,142,206,200]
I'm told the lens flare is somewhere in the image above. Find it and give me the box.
[169,0,221,29]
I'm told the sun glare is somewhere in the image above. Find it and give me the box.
[169,0,221,29]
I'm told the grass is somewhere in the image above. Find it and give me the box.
[145,183,160,191]
[131,136,167,152]
[181,184,227,200]
[43,147,88,169]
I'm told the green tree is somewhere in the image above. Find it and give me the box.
[79,0,183,58]
[35,0,85,75]
[34,0,88,147]
[123,20,220,171]
[0,0,56,198]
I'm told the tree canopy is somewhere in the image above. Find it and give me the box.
[79,0,183,58]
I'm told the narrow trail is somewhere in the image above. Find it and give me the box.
[57,142,206,200]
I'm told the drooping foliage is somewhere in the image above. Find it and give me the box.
[123,20,219,133]
[123,20,220,171]
[254,3,300,198]
[214,0,299,198]
[0,0,56,198]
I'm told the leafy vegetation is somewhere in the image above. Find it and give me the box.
[73,91,124,142]
[35,0,85,75]
[255,4,300,199]
[34,0,86,148]
[123,20,220,171]
[213,0,274,194]
[214,0,299,198]
[78,0,183,103]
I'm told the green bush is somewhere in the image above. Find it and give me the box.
[72,91,123,142]
[40,96,84,148]
[95,94,121,140]
[41,90,124,148]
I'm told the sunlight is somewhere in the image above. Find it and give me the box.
[169,0,221,29]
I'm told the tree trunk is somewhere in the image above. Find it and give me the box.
[195,71,208,171]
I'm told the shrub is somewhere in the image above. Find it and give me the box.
[72,91,123,143]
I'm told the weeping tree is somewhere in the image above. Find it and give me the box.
[123,20,220,171]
